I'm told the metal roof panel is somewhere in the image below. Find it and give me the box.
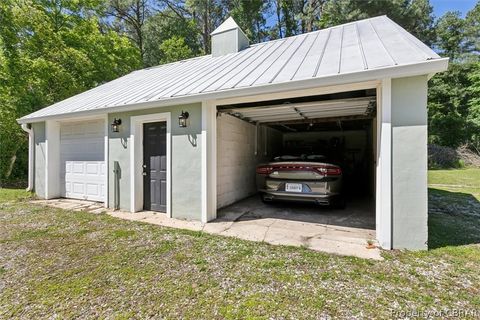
[315,26,343,76]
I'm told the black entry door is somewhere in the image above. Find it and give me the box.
[143,122,167,212]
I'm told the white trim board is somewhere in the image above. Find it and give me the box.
[104,114,109,207]
[45,120,60,199]
[201,102,217,223]
[376,78,392,249]
[130,112,172,217]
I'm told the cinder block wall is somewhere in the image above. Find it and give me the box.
[216,114,281,208]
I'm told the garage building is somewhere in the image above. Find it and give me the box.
[18,16,448,250]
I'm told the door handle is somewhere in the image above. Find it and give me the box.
[142,164,147,168]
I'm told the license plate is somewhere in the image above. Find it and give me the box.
[285,183,303,192]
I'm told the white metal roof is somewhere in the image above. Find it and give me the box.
[222,97,375,123]
[19,15,447,123]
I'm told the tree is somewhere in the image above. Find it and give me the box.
[0,0,140,183]
[467,63,480,150]
[270,0,327,39]
[434,11,466,61]
[0,38,25,183]
[301,0,326,33]
[106,0,150,64]
[427,6,480,150]
[428,63,475,147]
[280,0,299,36]
[185,0,226,54]
[273,0,283,38]
[464,2,480,61]
[322,0,435,44]
[225,0,268,43]
[158,36,194,63]
[143,9,201,66]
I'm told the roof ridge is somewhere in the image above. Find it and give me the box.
[249,15,388,48]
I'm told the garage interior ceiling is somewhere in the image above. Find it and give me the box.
[220,97,376,124]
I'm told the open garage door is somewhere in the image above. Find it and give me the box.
[216,90,377,240]
[222,96,375,124]
[215,90,378,253]
[60,119,105,202]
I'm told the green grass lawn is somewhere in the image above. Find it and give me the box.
[0,170,479,319]
[429,168,480,200]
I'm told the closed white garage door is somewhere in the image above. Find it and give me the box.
[60,120,105,202]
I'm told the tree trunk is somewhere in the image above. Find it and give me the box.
[203,3,209,54]
[306,0,314,32]
[5,153,17,180]
[135,0,145,63]
[276,0,283,38]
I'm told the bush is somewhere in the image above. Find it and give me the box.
[428,144,480,169]
[456,144,480,167]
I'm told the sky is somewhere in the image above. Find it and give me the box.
[431,0,477,18]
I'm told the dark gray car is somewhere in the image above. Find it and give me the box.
[256,155,344,208]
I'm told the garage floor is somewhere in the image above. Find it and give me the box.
[214,195,380,259]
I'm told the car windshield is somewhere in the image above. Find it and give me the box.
[272,154,326,162]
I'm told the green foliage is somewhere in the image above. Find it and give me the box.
[143,11,201,66]
[271,0,325,38]
[185,0,227,53]
[428,63,477,147]
[467,63,480,150]
[158,36,194,64]
[226,0,267,43]
[323,0,435,44]
[0,0,141,183]
[428,3,480,151]
[434,11,466,61]
[465,2,480,60]
[279,0,299,36]
[106,0,149,64]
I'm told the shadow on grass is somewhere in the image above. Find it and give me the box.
[428,188,480,249]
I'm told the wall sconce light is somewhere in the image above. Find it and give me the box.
[178,111,189,128]
[111,118,122,132]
